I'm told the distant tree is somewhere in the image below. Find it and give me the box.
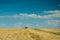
[25,27,28,29]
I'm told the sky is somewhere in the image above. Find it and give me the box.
[0,0,60,28]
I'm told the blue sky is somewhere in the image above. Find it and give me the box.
[0,0,60,28]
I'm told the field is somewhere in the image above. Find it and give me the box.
[0,28,60,40]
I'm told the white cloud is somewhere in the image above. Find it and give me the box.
[45,13,60,18]
[0,10,60,19]
[0,10,60,28]
[19,12,60,18]
[44,10,60,14]
[46,20,60,28]
[43,10,60,18]
[17,10,60,19]
[19,14,48,18]
[0,14,48,18]
[47,20,60,24]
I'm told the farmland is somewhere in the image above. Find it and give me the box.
[0,28,60,40]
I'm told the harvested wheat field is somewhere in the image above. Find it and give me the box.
[0,28,60,40]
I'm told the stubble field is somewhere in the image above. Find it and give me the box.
[0,28,60,40]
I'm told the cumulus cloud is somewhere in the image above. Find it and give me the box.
[19,14,48,18]
[0,10,60,19]
[43,10,60,14]
[15,10,60,18]
[0,10,60,28]
[43,10,60,18]
[19,12,60,19]
[44,13,60,18]
[0,14,48,18]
